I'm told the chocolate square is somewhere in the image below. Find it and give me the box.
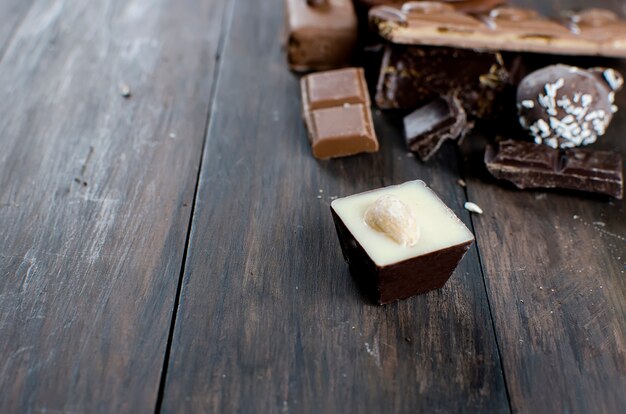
[330,181,474,304]
[302,68,379,159]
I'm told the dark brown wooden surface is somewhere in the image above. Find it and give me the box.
[0,0,227,412]
[159,0,508,412]
[0,0,624,413]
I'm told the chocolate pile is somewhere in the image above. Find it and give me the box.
[285,0,624,199]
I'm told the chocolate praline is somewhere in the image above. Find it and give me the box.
[517,64,623,149]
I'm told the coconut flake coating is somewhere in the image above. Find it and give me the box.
[517,64,623,149]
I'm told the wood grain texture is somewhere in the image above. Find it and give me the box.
[160,0,508,412]
[0,0,226,412]
[0,0,34,58]
[462,1,626,413]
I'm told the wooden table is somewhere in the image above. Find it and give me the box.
[0,0,624,412]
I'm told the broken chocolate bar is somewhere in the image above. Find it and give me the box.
[517,64,623,149]
[301,68,379,159]
[285,0,358,72]
[369,3,626,58]
[403,95,470,161]
[331,180,475,304]
[375,45,512,118]
[485,140,624,199]
[355,0,506,13]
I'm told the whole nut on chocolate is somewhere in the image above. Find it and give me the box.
[364,195,421,247]
[517,64,623,149]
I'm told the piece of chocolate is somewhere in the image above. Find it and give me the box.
[403,95,470,160]
[375,45,511,119]
[331,180,475,304]
[369,3,626,58]
[485,140,624,199]
[285,0,358,72]
[301,68,379,159]
[517,64,623,149]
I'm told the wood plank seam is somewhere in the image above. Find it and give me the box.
[456,151,514,413]
[153,0,238,412]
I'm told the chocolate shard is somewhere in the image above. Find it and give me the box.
[485,140,624,199]
[375,45,512,119]
[301,68,379,159]
[368,4,626,58]
[403,95,471,161]
[285,0,357,72]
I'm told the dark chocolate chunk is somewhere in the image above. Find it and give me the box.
[403,95,471,161]
[517,64,623,149]
[485,140,624,199]
[375,45,512,119]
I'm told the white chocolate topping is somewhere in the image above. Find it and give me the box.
[331,180,474,267]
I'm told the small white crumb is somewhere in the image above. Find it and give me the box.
[316,195,322,199]
[406,152,414,158]
[120,83,132,98]
[573,215,579,220]
[457,179,466,187]
[330,196,338,200]
[169,132,176,139]
[319,189,324,193]
[464,202,483,214]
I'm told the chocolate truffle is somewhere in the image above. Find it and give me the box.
[517,64,623,149]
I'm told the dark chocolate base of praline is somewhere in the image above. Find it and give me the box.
[331,208,473,305]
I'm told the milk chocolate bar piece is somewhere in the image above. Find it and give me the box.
[376,45,511,118]
[485,140,624,199]
[331,180,474,304]
[301,68,379,159]
[403,95,470,160]
[369,3,626,58]
[285,0,358,72]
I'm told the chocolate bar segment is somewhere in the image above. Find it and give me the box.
[302,68,379,159]
[403,95,470,160]
[331,180,474,305]
[285,0,358,72]
[485,140,624,199]
[369,3,626,58]
[355,0,506,13]
[376,45,511,118]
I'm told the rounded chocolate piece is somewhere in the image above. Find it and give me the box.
[517,64,621,149]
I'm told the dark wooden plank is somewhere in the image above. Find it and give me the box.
[0,0,227,412]
[0,0,34,58]
[160,0,508,412]
[461,1,626,412]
